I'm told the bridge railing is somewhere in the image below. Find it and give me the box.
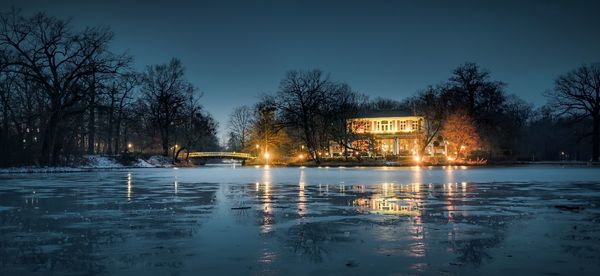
[187,152,255,159]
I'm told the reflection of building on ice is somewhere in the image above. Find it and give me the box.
[354,196,420,216]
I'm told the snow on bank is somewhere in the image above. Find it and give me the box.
[0,155,176,174]
[146,155,173,167]
[81,155,123,169]
[0,166,88,174]
[134,159,155,168]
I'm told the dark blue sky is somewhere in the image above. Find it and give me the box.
[4,0,600,137]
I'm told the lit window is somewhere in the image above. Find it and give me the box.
[412,120,419,130]
[400,121,406,130]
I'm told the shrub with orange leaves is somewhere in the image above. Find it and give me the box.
[442,111,480,160]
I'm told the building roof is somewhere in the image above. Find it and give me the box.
[352,110,416,119]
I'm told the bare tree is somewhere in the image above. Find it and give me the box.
[227,105,253,151]
[140,58,193,156]
[106,72,138,154]
[328,83,366,159]
[274,69,334,163]
[0,10,130,164]
[447,62,505,115]
[546,63,600,161]
[408,85,447,156]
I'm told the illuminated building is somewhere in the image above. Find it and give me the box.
[342,111,425,156]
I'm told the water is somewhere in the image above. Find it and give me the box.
[1,165,600,275]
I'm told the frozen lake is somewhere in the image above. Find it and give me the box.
[1,165,600,275]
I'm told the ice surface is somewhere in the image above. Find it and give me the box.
[1,165,599,275]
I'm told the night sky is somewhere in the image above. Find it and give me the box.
[3,0,600,137]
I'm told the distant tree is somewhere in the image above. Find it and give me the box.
[251,98,288,162]
[179,109,219,161]
[274,69,335,163]
[408,85,447,156]
[366,97,407,111]
[546,63,600,161]
[140,58,193,156]
[446,62,505,115]
[328,84,366,159]
[442,111,480,160]
[106,72,139,154]
[443,62,532,159]
[227,105,253,152]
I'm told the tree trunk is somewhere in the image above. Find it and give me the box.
[114,118,121,154]
[593,114,599,162]
[107,103,114,155]
[162,126,170,156]
[51,128,64,165]
[41,112,60,166]
[87,92,96,154]
[175,147,185,163]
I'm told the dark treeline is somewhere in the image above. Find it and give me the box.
[227,63,600,164]
[0,10,218,167]
[2,9,599,167]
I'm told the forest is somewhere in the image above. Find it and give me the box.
[0,10,219,166]
[1,9,599,167]
[225,65,599,164]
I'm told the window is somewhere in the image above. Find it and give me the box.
[412,120,419,131]
[381,121,388,131]
[400,121,406,130]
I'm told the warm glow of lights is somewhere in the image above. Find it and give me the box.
[127,143,132,148]
[127,173,132,201]
[298,154,304,159]
[264,152,270,159]
[256,144,260,149]
[413,155,421,162]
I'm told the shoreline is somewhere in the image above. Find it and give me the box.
[1,160,597,174]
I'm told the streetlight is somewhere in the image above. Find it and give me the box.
[264,152,270,165]
[413,155,421,163]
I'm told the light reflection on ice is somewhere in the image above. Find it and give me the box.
[0,166,599,275]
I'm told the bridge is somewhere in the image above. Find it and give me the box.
[187,152,256,160]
